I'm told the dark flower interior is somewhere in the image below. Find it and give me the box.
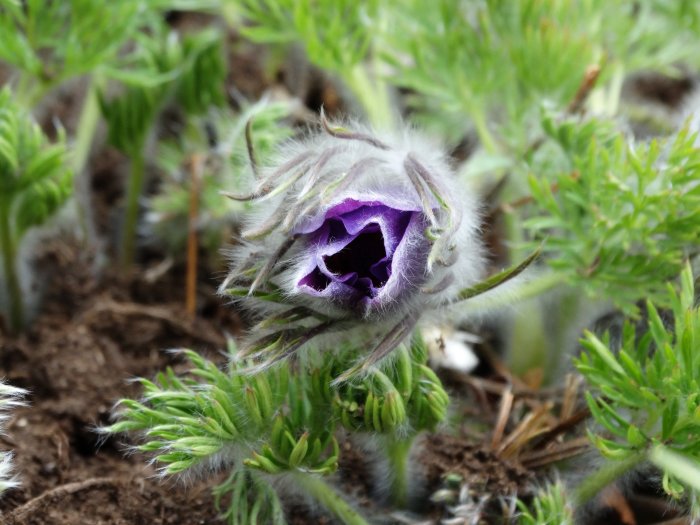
[324,223,388,292]
[298,202,415,300]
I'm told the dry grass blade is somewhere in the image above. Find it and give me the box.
[529,407,590,451]
[497,402,554,459]
[567,64,602,114]
[561,373,583,420]
[490,387,514,451]
[520,436,590,469]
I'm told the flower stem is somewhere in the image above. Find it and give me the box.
[385,435,414,507]
[120,149,146,268]
[0,197,23,333]
[574,453,645,505]
[291,472,369,525]
[72,74,102,244]
[344,64,394,130]
[471,109,498,154]
[14,72,47,109]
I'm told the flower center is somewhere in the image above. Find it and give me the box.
[324,223,387,291]
[295,200,424,306]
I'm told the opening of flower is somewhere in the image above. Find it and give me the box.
[295,199,429,312]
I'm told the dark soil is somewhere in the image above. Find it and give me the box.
[0,240,237,525]
[420,434,534,498]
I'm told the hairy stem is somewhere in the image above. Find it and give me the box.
[120,149,146,268]
[0,197,23,333]
[72,74,102,244]
[385,436,414,507]
[292,472,369,525]
[344,64,394,130]
[471,108,498,153]
[14,72,47,109]
[574,453,645,505]
[509,306,547,379]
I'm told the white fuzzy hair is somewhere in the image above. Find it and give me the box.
[220,115,486,371]
[0,380,26,494]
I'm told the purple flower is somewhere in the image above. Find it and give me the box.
[294,199,429,315]
[219,115,517,374]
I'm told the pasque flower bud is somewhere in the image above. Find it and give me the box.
[221,114,531,374]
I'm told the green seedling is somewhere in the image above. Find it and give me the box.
[0,88,72,333]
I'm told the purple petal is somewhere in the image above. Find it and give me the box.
[295,199,430,312]
[294,198,421,235]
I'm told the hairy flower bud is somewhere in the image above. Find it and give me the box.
[221,115,528,374]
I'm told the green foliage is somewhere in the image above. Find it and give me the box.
[100,22,228,153]
[224,0,394,126]
[525,115,700,315]
[650,446,700,508]
[381,0,700,148]
[176,29,228,115]
[576,265,700,499]
[517,481,573,525]
[98,24,228,266]
[321,339,449,435]
[601,1,700,72]
[383,0,599,146]
[0,100,72,235]
[0,88,72,332]
[108,346,339,476]
[107,334,448,522]
[213,469,286,525]
[99,26,227,156]
[148,101,294,258]
[230,0,378,72]
[0,0,146,102]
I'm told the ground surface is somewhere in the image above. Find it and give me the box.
[0,240,235,525]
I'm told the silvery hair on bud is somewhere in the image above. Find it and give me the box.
[220,113,486,371]
[0,380,26,494]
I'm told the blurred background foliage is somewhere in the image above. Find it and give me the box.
[2,0,700,520]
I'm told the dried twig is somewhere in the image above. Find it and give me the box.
[520,436,590,469]
[597,485,636,525]
[567,64,602,114]
[5,477,122,523]
[497,402,554,458]
[560,373,583,420]
[186,153,205,317]
[529,407,591,451]
[490,387,514,451]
